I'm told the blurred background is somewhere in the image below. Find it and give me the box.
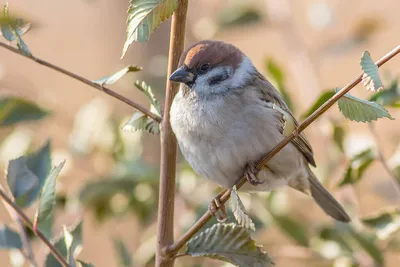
[1,0,400,266]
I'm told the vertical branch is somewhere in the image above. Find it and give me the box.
[156,1,188,267]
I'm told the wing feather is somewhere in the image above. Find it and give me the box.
[252,70,316,167]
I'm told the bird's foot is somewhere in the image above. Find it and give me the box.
[245,162,264,186]
[208,195,227,222]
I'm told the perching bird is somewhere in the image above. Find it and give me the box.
[169,40,350,223]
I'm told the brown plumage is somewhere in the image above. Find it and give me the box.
[170,40,351,223]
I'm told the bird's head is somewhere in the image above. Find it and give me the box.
[169,40,255,96]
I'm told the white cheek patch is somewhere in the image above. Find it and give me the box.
[193,56,255,95]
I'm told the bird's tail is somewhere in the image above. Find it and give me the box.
[307,169,351,223]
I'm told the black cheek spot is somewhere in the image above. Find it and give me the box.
[208,72,229,86]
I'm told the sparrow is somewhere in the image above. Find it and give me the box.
[169,40,351,223]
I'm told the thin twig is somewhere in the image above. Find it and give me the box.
[156,1,188,267]
[0,188,70,267]
[0,41,162,123]
[369,123,400,199]
[15,216,39,267]
[0,183,39,267]
[167,44,400,255]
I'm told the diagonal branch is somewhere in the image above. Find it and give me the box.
[0,41,162,123]
[0,187,70,267]
[167,44,400,256]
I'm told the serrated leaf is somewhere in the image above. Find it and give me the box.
[370,79,400,107]
[271,215,309,247]
[0,225,22,249]
[362,208,400,240]
[265,59,294,111]
[113,238,133,267]
[134,81,161,116]
[121,0,179,58]
[0,97,50,126]
[6,156,39,207]
[230,186,255,231]
[301,90,335,119]
[122,111,160,135]
[45,221,83,267]
[337,90,394,122]
[338,148,375,187]
[93,66,142,86]
[34,160,65,239]
[186,223,274,267]
[360,51,383,92]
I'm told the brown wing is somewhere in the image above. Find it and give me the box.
[252,70,316,167]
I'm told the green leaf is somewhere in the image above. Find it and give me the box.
[349,227,384,266]
[134,81,161,116]
[230,186,255,231]
[218,4,262,29]
[301,90,335,119]
[186,223,274,267]
[0,97,50,126]
[24,140,52,207]
[15,33,31,56]
[360,51,383,92]
[0,225,22,249]
[63,226,76,267]
[338,148,375,187]
[268,103,296,136]
[34,160,65,239]
[369,79,400,107]
[113,238,133,267]
[76,260,94,267]
[45,221,83,267]
[271,215,309,247]
[318,227,353,253]
[332,123,346,152]
[337,90,394,122]
[92,66,142,86]
[121,81,161,135]
[362,208,400,240]
[265,59,294,111]
[122,111,160,135]
[0,4,31,42]
[6,156,39,207]
[121,0,179,58]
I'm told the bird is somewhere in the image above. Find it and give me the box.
[169,40,351,223]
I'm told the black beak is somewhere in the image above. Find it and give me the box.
[169,67,195,84]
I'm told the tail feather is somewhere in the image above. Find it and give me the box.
[308,172,351,223]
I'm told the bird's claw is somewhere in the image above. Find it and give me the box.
[245,162,264,186]
[208,196,227,222]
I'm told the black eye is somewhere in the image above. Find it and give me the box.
[199,63,210,73]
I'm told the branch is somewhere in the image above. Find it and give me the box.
[15,216,39,267]
[156,1,188,267]
[167,44,400,255]
[369,123,400,198]
[0,42,162,123]
[0,187,70,267]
